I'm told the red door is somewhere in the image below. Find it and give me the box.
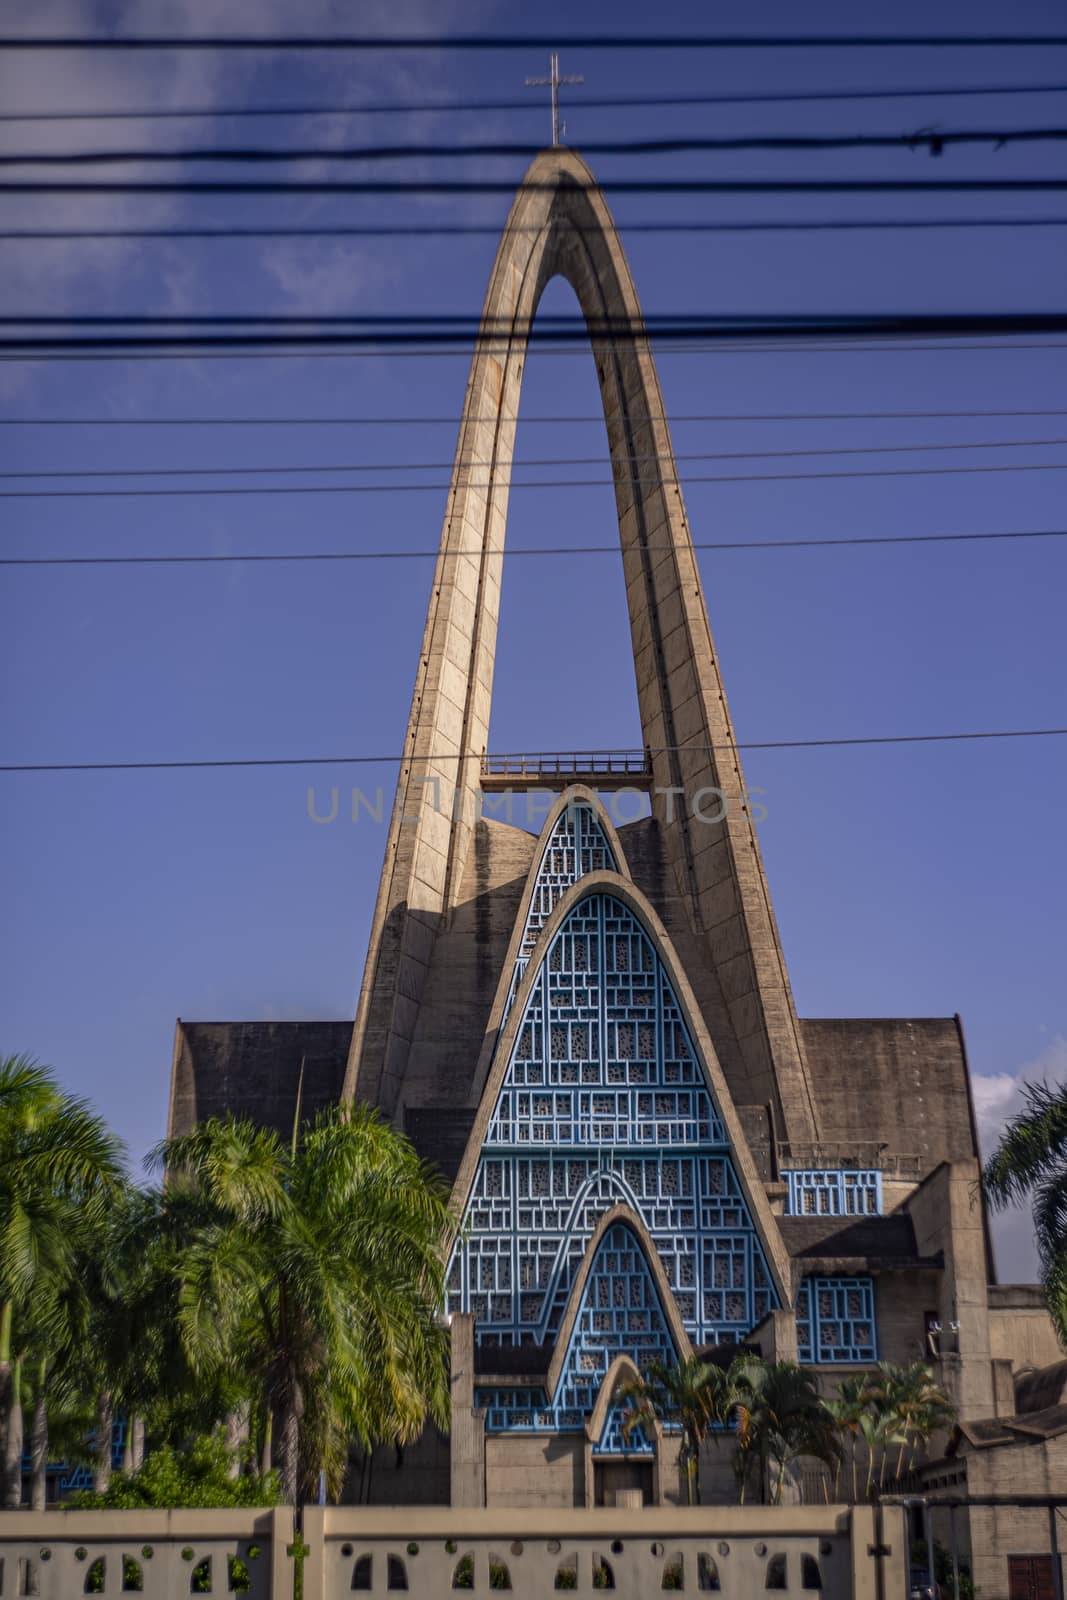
[1008,1555,1056,1600]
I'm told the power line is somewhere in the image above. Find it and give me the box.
[5,408,1065,427]
[8,128,1067,164]
[3,314,1067,356]
[4,729,1065,777]
[8,339,1065,365]
[5,528,1064,568]
[5,461,1066,499]
[7,219,1066,243]
[4,33,1066,51]
[3,83,1065,121]
[5,437,1064,481]
[7,176,1067,197]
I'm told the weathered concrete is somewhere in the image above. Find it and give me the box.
[344,147,821,1147]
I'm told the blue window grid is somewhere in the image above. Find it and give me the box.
[475,1222,677,1452]
[450,893,778,1349]
[25,1417,127,1494]
[796,1277,877,1364]
[785,1170,883,1217]
[505,802,618,1017]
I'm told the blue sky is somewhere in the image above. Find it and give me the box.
[0,0,1064,1281]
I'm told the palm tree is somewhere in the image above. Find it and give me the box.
[982,1080,1067,1344]
[822,1373,872,1502]
[732,1359,840,1505]
[620,1355,743,1506]
[155,1105,454,1504]
[869,1361,954,1482]
[0,1055,125,1508]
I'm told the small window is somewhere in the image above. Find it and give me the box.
[387,1555,408,1591]
[84,1558,106,1595]
[452,1553,475,1590]
[191,1557,212,1592]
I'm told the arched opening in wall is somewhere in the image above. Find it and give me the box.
[802,1554,823,1589]
[84,1556,106,1593]
[593,1553,616,1589]
[191,1556,212,1591]
[661,1553,685,1590]
[488,1553,512,1589]
[452,1552,475,1589]
[766,1553,788,1589]
[485,275,647,831]
[554,1552,579,1589]
[121,1554,145,1591]
[351,1554,373,1591]
[386,1554,408,1590]
[698,1552,721,1591]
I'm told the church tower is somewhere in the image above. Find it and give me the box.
[343,147,821,1149]
[169,151,1037,1516]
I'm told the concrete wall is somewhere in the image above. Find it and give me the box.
[907,1162,995,1419]
[485,1434,585,1508]
[0,1508,292,1600]
[988,1286,1062,1374]
[302,1502,907,1600]
[960,1439,1067,1600]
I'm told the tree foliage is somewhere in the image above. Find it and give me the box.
[982,1078,1067,1344]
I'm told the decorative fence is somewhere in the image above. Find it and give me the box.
[302,1504,903,1600]
[0,1508,293,1600]
[0,1504,904,1599]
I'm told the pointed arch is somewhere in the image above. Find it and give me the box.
[469,786,629,1105]
[448,871,792,1343]
[346,149,820,1148]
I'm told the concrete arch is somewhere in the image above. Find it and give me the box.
[448,870,793,1307]
[346,148,819,1148]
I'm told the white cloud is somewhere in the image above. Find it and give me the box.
[972,1035,1067,1284]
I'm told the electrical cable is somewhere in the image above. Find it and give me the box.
[4,728,1066,777]
[3,437,1063,481]
[4,461,1066,499]
[4,528,1064,568]
[6,128,1067,164]
[2,83,1065,122]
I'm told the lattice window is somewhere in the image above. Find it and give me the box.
[476,1221,674,1452]
[785,1170,882,1217]
[796,1277,877,1363]
[451,893,778,1354]
[517,801,617,968]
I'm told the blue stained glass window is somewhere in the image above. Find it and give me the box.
[475,1220,674,1453]
[796,1277,877,1363]
[450,891,778,1354]
[785,1170,882,1217]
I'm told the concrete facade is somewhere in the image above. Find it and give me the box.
[163,150,1062,1545]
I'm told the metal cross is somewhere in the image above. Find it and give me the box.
[525,53,584,147]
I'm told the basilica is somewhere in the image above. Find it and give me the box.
[166,151,1063,1586]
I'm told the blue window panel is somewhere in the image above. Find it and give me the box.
[785,1170,882,1217]
[796,1277,877,1364]
[450,894,778,1350]
[515,801,617,977]
[475,1221,677,1452]
[25,1416,126,1493]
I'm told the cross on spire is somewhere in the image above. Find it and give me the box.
[525,52,584,147]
